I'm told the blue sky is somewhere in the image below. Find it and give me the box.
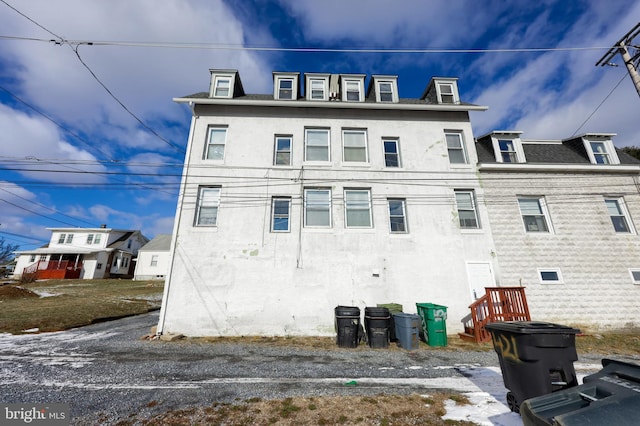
[0,0,639,250]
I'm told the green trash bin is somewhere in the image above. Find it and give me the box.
[415,303,448,347]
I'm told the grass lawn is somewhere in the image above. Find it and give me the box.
[0,279,163,334]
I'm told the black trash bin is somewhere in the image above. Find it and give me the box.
[485,321,581,413]
[334,306,361,348]
[520,358,640,425]
[364,307,391,348]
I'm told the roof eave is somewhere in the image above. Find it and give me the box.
[173,97,488,112]
[478,163,640,173]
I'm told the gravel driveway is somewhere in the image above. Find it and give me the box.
[0,312,610,425]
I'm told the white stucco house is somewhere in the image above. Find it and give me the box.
[133,234,171,281]
[158,69,499,337]
[13,226,149,280]
[476,132,640,330]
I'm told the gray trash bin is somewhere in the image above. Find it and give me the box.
[393,313,420,350]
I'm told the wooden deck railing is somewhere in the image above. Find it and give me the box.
[21,260,82,280]
[460,287,531,343]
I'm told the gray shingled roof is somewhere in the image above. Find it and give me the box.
[138,234,171,252]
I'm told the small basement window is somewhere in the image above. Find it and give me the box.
[629,269,640,284]
[537,268,563,284]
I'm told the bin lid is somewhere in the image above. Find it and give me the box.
[485,321,580,335]
[416,302,447,310]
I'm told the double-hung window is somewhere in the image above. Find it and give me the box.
[271,197,291,232]
[344,189,372,228]
[86,234,94,244]
[455,190,480,229]
[590,142,611,164]
[343,129,368,163]
[274,135,292,166]
[383,139,401,167]
[278,79,294,100]
[605,197,633,233]
[446,131,468,164]
[213,77,231,97]
[151,255,158,267]
[499,140,518,163]
[305,128,330,162]
[437,82,455,103]
[195,186,221,226]
[304,189,331,227]
[518,197,551,233]
[310,79,326,100]
[66,234,73,244]
[205,127,227,160]
[58,234,66,244]
[378,81,394,102]
[94,234,101,245]
[388,198,407,233]
[345,81,361,101]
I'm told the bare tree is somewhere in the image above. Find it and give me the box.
[0,237,19,264]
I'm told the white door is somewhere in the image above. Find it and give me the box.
[465,261,495,301]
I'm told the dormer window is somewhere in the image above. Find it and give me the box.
[378,82,394,102]
[213,76,232,98]
[273,72,300,100]
[303,74,329,101]
[209,69,244,99]
[583,135,619,165]
[341,75,366,102]
[310,79,325,100]
[437,82,457,104]
[367,75,399,103]
[278,79,294,100]
[488,132,526,163]
[346,81,361,101]
[498,140,518,163]
[589,141,613,164]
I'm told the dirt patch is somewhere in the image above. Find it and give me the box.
[117,393,476,426]
[0,285,39,299]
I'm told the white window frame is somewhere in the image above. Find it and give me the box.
[342,129,368,163]
[304,128,330,162]
[86,234,94,244]
[518,197,553,233]
[445,131,468,164]
[585,139,619,165]
[94,234,101,245]
[66,234,73,244]
[490,136,526,163]
[344,189,372,228]
[304,188,332,228]
[436,81,459,104]
[376,81,396,102]
[212,76,233,98]
[388,198,408,233]
[605,197,635,234]
[383,138,401,167]
[537,268,563,284]
[628,269,640,284]
[205,127,227,161]
[150,255,158,267]
[309,78,327,101]
[271,197,291,232]
[195,186,221,227]
[455,190,480,229]
[274,135,292,166]
[277,78,294,100]
[498,139,519,163]
[58,234,66,244]
[343,79,363,102]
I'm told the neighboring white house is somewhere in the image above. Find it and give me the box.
[158,69,498,337]
[476,132,640,330]
[133,234,171,281]
[13,227,149,280]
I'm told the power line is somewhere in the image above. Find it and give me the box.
[0,34,615,54]
[571,72,628,137]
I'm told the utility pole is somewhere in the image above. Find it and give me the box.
[596,22,640,99]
